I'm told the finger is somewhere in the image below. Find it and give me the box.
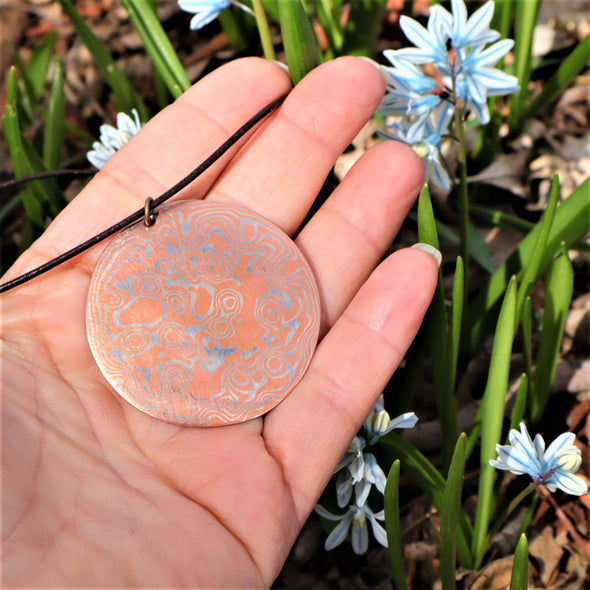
[262,246,439,522]
[296,140,425,334]
[5,58,291,279]
[206,57,386,234]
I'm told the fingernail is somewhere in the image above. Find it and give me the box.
[411,243,442,268]
[358,56,390,85]
[271,60,290,75]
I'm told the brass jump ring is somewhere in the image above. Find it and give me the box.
[144,197,156,227]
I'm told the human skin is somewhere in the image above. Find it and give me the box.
[1,57,438,588]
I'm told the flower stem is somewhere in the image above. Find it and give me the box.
[251,0,276,61]
[450,60,470,304]
[474,483,537,569]
[453,108,470,300]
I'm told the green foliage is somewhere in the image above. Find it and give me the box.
[440,434,467,590]
[57,0,147,119]
[464,176,589,355]
[418,186,459,472]
[384,461,408,590]
[510,534,529,590]
[381,432,473,568]
[529,245,574,423]
[119,0,191,99]
[43,58,65,171]
[341,0,387,57]
[471,276,517,566]
[279,0,322,84]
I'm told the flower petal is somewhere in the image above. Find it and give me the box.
[325,511,354,551]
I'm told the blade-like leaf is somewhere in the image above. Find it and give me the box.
[341,0,387,57]
[384,460,408,590]
[464,175,589,355]
[57,0,147,118]
[510,534,529,590]
[472,276,517,567]
[419,186,458,472]
[17,30,57,105]
[381,432,473,568]
[440,434,467,590]
[529,245,573,423]
[3,67,45,229]
[43,57,65,171]
[517,32,590,132]
[515,175,560,328]
[279,0,322,85]
[119,0,190,98]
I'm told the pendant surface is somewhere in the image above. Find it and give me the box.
[86,201,320,426]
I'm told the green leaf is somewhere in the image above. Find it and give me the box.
[510,534,529,590]
[384,460,408,590]
[445,255,463,421]
[310,0,344,56]
[508,0,541,131]
[279,0,322,85]
[381,432,473,568]
[470,203,535,235]
[529,245,574,423]
[464,175,589,356]
[469,221,495,274]
[16,30,57,105]
[491,0,515,44]
[341,0,387,57]
[57,0,147,119]
[119,0,190,98]
[521,297,533,391]
[516,32,590,133]
[472,276,517,567]
[418,186,458,472]
[3,67,45,228]
[509,374,528,437]
[514,175,560,329]
[43,57,65,171]
[440,434,467,590]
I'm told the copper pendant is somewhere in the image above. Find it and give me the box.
[86,201,320,426]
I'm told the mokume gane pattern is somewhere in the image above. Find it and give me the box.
[86,201,320,426]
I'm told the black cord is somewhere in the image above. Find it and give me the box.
[0,168,96,191]
[0,95,287,294]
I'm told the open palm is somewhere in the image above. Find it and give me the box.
[1,58,438,588]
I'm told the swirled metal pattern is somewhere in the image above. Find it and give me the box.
[86,201,320,426]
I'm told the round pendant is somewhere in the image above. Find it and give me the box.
[86,201,320,426]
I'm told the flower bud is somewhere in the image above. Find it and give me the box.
[371,409,391,435]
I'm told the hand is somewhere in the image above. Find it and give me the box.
[1,57,438,588]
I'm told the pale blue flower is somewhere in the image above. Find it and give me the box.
[449,41,519,123]
[336,451,387,508]
[379,113,452,190]
[490,423,588,496]
[317,398,419,552]
[380,57,442,118]
[364,394,419,445]
[178,0,253,30]
[315,503,387,554]
[394,5,452,65]
[87,109,143,169]
[382,0,519,126]
[449,0,500,50]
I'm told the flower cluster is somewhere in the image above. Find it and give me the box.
[490,423,588,496]
[177,0,253,30]
[315,396,418,554]
[86,110,143,170]
[379,0,519,188]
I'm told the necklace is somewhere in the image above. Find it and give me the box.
[1,95,321,427]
